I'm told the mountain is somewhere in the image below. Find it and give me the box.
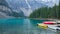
[0,0,59,17]
[0,0,10,18]
[0,0,59,18]
[6,0,47,17]
[0,0,25,18]
[6,0,47,10]
[28,0,47,10]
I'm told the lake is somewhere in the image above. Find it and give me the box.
[0,18,60,34]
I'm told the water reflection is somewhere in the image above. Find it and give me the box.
[0,18,59,34]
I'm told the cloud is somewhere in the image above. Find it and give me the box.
[39,0,59,7]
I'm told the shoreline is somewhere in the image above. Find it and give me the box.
[28,18,60,23]
[0,17,60,21]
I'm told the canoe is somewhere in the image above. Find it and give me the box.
[37,23,48,29]
[37,23,60,30]
[48,25,60,30]
[43,21,56,25]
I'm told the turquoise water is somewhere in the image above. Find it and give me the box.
[0,18,60,34]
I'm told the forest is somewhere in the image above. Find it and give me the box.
[29,2,60,19]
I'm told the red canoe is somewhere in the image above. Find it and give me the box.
[43,21,56,25]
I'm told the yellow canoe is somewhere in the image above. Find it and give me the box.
[37,23,48,29]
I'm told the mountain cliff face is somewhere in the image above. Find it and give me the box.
[0,0,25,18]
[6,0,47,17]
[0,0,11,18]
